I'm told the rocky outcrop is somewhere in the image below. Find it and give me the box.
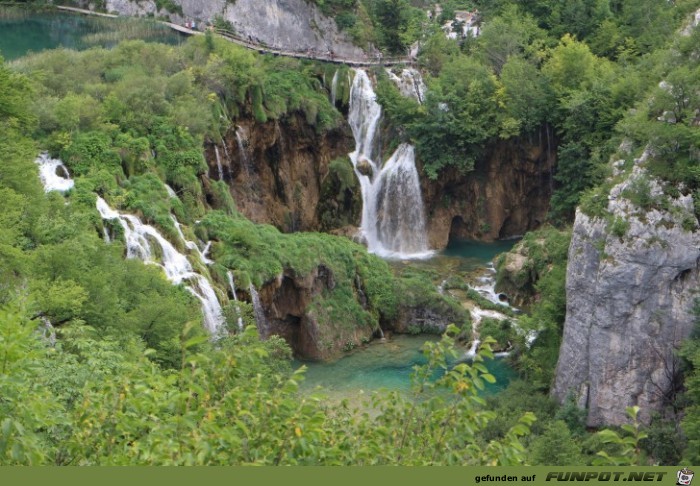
[93,0,365,58]
[552,165,700,426]
[207,114,354,233]
[422,130,555,248]
[255,266,375,361]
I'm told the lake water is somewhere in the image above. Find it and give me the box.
[298,240,519,403]
[0,8,184,61]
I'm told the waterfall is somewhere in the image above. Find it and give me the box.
[164,184,178,199]
[35,153,74,193]
[385,68,426,104]
[235,126,252,176]
[348,70,432,259]
[249,283,269,337]
[471,263,511,307]
[373,144,430,255]
[170,215,214,265]
[96,196,224,334]
[222,142,234,179]
[226,271,245,331]
[330,68,339,105]
[214,145,224,181]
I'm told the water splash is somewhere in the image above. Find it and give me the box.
[96,196,224,334]
[35,153,74,193]
[348,70,432,259]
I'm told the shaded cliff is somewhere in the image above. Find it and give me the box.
[255,265,377,361]
[422,131,556,248]
[552,163,700,426]
[206,114,354,233]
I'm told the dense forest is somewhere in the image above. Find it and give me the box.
[1,0,699,465]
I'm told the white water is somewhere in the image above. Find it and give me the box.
[386,68,426,104]
[226,271,245,331]
[462,263,540,358]
[35,153,74,193]
[214,145,224,181]
[171,215,214,265]
[249,283,269,337]
[222,142,233,179]
[330,69,339,105]
[348,70,432,260]
[164,184,178,199]
[235,126,252,177]
[96,196,224,334]
[471,263,511,307]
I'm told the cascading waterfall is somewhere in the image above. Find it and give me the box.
[330,68,339,105]
[471,263,511,307]
[226,271,245,331]
[34,154,224,334]
[35,153,74,193]
[171,215,214,265]
[96,196,224,334]
[164,184,178,199]
[348,70,432,259]
[222,142,234,179]
[385,68,427,104]
[235,126,252,177]
[214,145,224,181]
[249,283,269,337]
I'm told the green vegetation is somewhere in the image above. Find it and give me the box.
[2,0,700,466]
[494,227,571,390]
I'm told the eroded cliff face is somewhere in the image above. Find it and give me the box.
[552,165,700,426]
[422,133,555,248]
[96,0,365,58]
[207,115,354,233]
[255,265,377,361]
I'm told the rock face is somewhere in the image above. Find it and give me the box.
[208,114,353,233]
[97,0,365,58]
[255,266,375,361]
[552,166,700,426]
[422,131,555,247]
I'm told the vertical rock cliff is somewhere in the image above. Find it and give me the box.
[98,0,365,58]
[207,115,353,233]
[422,131,556,247]
[552,163,700,426]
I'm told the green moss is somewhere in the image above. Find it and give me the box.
[202,210,398,332]
[319,157,361,231]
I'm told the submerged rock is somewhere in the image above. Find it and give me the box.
[356,157,373,177]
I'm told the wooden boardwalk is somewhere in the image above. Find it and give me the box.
[55,5,412,67]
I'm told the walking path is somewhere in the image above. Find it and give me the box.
[56,5,412,67]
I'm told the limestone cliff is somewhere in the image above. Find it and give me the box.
[207,114,354,233]
[88,0,365,58]
[422,131,555,247]
[552,163,700,426]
